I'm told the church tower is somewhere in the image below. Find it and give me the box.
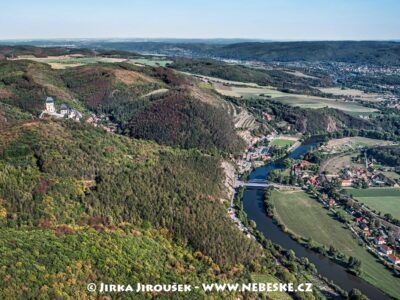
[45,97,55,112]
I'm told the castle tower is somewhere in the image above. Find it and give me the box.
[45,97,55,112]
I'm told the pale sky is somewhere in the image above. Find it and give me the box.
[1,0,399,40]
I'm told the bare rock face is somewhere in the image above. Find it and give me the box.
[299,118,308,132]
[220,160,236,202]
[326,116,338,132]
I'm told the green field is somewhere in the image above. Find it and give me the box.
[270,139,296,147]
[345,188,400,219]
[213,83,377,113]
[215,85,284,98]
[276,95,377,113]
[270,190,400,298]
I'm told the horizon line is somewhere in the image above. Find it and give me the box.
[0,37,399,43]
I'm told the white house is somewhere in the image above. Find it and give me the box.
[60,104,69,116]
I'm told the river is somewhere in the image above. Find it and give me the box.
[243,144,391,300]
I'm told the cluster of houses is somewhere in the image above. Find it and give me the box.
[356,217,400,265]
[262,111,273,122]
[338,167,399,188]
[86,113,116,133]
[243,145,272,162]
[40,97,82,121]
[293,160,321,187]
[237,136,273,174]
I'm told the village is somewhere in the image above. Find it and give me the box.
[311,187,400,270]
[229,133,400,278]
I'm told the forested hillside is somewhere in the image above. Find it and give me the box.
[0,121,259,267]
[0,59,245,153]
[125,92,245,153]
[0,228,228,299]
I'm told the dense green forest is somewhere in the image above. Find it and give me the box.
[366,146,400,167]
[0,228,230,299]
[0,121,259,267]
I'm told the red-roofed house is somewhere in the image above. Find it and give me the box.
[379,245,393,255]
[308,176,319,186]
[356,217,368,224]
[387,255,400,265]
[375,236,386,245]
[300,160,310,168]
[340,178,353,187]
[262,112,273,121]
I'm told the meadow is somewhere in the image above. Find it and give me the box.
[345,188,400,220]
[270,138,296,148]
[270,190,400,298]
[213,83,377,114]
[276,95,377,113]
[318,87,382,102]
[322,137,394,153]
[320,153,357,174]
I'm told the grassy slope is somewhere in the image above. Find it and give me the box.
[270,190,400,298]
[346,188,400,220]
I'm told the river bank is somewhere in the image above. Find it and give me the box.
[241,143,393,300]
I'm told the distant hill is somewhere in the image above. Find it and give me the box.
[212,41,400,65]
[0,45,94,59]
[83,40,400,66]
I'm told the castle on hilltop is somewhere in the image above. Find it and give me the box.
[40,97,82,121]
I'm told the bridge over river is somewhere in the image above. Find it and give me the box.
[235,179,303,190]
[235,180,269,188]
